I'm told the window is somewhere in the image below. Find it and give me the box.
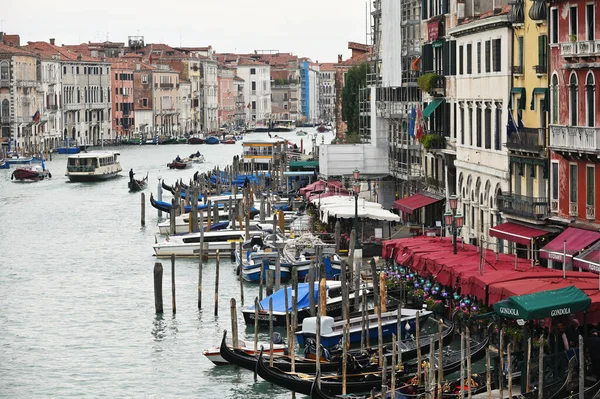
[458,45,464,75]
[1,99,8,120]
[468,106,473,145]
[460,106,465,144]
[485,41,491,73]
[492,39,501,72]
[552,162,559,201]
[551,74,559,124]
[142,98,148,107]
[538,35,548,71]
[484,106,491,149]
[551,8,559,44]
[587,4,595,41]
[251,101,256,110]
[251,81,256,91]
[141,74,148,84]
[466,44,472,74]
[250,68,256,75]
[495,105,502,150]
[587,165,595,207]
[477,42,481,73]
[476,105,482,147]
[0,61,8,80]
[570,6,578,38]
[570,73,578,126]
[570,164,578,203]
[517,36,524,72]
[586,73,595,127]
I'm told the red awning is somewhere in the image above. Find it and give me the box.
[539,227,600,265]
[393,193,442,214]
[488,222,549,246]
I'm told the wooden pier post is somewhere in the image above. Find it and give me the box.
[377,305,383,366]
[437,319,443,397]
[538,336,544,399]
[416,311,421,386]
[460,331,465,398]
[171,254,176,314]
[258,262,264,301]
[214,250,220,316]
[526,337,532,392]
[334,220,341,254]
[360,295,366,352]
[381,355,387,397]
[391,332,397,397]
[154,262,163,313]
[284,284,290,346]
[397,305,402,365]
[266,269,274,296]
[238,241,244,305]
[579,335,584,399]
[292,266,298,330]
[507,343,513,399]
[269,297,274,367]
[198,214,204,310]
[340,259,348,322]
[141,193,146,226]
[486,348,491,399]
[274,248,281,292]
[315,296,321,380]
[342,324,348,394]
[169,206,176,235]
[467,327,472,399]
[499,330,504,399]
[308,260,316,317]
[230,298,238,349]
[379,271,386,313]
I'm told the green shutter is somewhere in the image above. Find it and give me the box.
[538,35,547,69]
[518,36,524,69]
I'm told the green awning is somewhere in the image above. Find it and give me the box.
[422,99,444,119]
[531,88,548,111]
[289,161,319,171]
[493,286,591,321]
[511,87,526,110]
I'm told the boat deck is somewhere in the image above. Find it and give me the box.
[470,386,522,399]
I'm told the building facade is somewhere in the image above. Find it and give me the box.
[152,65,180,136]
[548,1,600,225]
[217,65,235,128]
[233,75,246,129]
[450,10,513,247]
[200,58,218,132]
[236,59,271,125]
[318,63,336,124]
[132,62,155,139]
[111,61,135,140]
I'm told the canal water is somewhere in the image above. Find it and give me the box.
[0,129,334,398]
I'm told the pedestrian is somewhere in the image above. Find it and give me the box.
[129,168,135,182]
[587,329,600,379]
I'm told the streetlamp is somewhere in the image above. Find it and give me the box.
[444,195,464,255]
[352,169,361,249]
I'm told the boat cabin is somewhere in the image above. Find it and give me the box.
[65,151,122,181]
[242,137,285,172]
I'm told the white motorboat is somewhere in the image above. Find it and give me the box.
[153,230,247,257]
[65,151,122,182]
[157,210,231,235]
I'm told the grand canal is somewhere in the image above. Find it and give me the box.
[0,129,333,398]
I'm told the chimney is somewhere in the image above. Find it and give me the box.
[49,38,55,45]
[337,54,343,63]
[0,32,4,44]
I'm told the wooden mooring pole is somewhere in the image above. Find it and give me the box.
[171,254,176,314]
[141,192,145,226]
[214,250,220,316]
[154,262,163,313]
[230,298,238,348]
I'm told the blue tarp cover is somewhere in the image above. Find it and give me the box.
[249,283,324,312]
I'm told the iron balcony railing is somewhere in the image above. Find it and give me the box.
[506,127,545,152]
[498,193,549,219]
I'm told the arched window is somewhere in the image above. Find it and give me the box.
[0,61,8,81]
[551,74,559,124]
[1,99,9,121]
[570,73,578,126]
[586,72,595,127]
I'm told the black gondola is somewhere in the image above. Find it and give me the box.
[128,172,148,192]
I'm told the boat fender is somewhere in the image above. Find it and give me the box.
[236,265,240,276]
[11,172,14,180]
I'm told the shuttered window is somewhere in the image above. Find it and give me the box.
[492,39,501,72]
[538,35,547,70]
[466,44,472,74]
[485,41,491,73]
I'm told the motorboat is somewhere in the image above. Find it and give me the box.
[11,164,52,181]
[153,229,247,257]
[65,151,122,182]
[295,308,432,348]
[157,210,230,235]
[241,281,366,327]
[188,136,205,144]
[205,136,220,145]
[189,152,205,163]
[167,158,192,169]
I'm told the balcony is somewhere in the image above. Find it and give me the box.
[160,83,174,89]
[0,80,9,88]
[550,125,600,154]
[498,193,549,219]
[512,65,523,75]
[560,40,600,58]
[506,127,545,153]
[15,79,37,88]
[46,104,58,111]
[534,64,547,74]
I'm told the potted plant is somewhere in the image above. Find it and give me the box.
[569,33,577,42]
[417,73,439,93]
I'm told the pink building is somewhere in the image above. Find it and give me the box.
[217,64,235,128]
[111,61,135,139]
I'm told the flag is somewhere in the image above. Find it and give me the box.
[506,110,519,137]
[247,102,251,109]
[32,111,40,123]
[411,56,421,71]
[407,106,416,139]
[415,105,425,141]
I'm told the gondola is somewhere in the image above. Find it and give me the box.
[255,333,489,397]
[219,330,341,373]
[220,318,454,375]
[552,376,600,399]
[128,172,148,192]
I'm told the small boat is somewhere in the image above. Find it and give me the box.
[0,159,9,169]
[205,331,286,366]
[153,229,247,257]
[5,156,33,166]
[11,164,52,181]
[205,136,220,145]
[57,146,80,154]
[295,308,432,348]
[65,151,122,182]
[188,137,205,145]
[128,172,148,192]
[296,130,307,136]
[189,152,205,163]
[167,158,192,169]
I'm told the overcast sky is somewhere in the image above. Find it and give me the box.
[3,0,370,62]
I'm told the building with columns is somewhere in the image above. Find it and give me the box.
[236,58,271,126]
[217,64,235,128]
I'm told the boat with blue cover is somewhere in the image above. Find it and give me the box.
[241,281,367,327]
[205,136,220,145]
[295,308,432,348]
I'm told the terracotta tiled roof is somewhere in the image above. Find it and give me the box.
[348,42,370,52]
[23,41,105,62]
[270,70,288,80]
[237,57,268,66]
[0,43,40,57]
[233,75,244,82]
[337,52,370,67]
[319,63,337,71]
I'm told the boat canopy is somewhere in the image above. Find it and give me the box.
[493,286,591,321]
[250,283,322,312]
